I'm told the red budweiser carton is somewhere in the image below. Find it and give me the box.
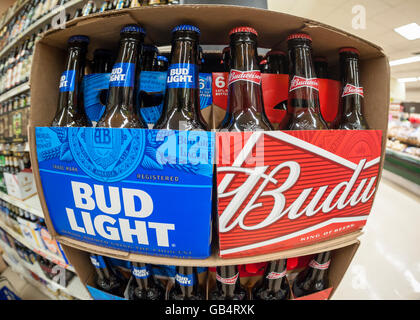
[216,130,382,258]
[212,72,340,129]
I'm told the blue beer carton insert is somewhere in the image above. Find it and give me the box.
[35,127,215,259]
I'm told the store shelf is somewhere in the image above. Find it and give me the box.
[0,218,74,272]
[0,0,83,59]
[0,191,44,219]
[58,230,363,267]
[386,148,420,166]
[0,82,30,104]
[0,0,30,31]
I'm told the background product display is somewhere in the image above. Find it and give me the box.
[0,0,418,303]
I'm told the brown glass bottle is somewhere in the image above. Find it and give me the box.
[219,27,273,131]
[52,35,90,127]
[338,47,368,130]
[265,50,288,74]
[221,46,231,72]
[287,33,328,130]
[252,259,290,300]
[292,251,331,298]
[314,56,329,79]
[154,24,208,130]
[97,24,147,128]
[168,266,204,300]
[128,262,165,300]
[89,254,126,297]
[209,265,248,300]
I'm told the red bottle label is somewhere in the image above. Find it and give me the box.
[266,270,287,279]
[308,259,331,270]
[216,272,239,285]
[342,84,364,97]
[228,69,262,86]
[289,76,319,92]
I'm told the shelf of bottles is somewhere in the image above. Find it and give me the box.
[0,230,91,300]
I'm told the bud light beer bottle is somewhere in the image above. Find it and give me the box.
[287,33,328,130]
[154,25,208,130]
[89,254,126,296]
[97,25,147,128]
[292,251,331,298]
[168,266,204,300]
[139,44,158,72]
[128,262,165,300]
[52,35,91,127]
[265,50,288,74]
[209,265,248,300]
[252,259,290,300]
[314,56,329,79]
[338,47,368,130]
[92,49,114,74]
[219,27,272,131]
[156,55,168,71]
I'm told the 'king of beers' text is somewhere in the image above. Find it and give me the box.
[65,181,175,246]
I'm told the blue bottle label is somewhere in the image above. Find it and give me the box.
[167,63,197,89]
[132,265,151,279]
[59,70,76,92]
[90,255,106,269]
[175,273,195,287]
[109,62,135,88]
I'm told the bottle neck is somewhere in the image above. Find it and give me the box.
[306,251,331,282]
[227,39,264,115]
[175,266,198,297]
[341,56,360,86]
[57,45,86,115]
[289,44,316,79]
[340,55,364,119]
[266,55,287,74]
[132,262,153,290]
[262,259,287,292]
[106,38,139,114]
[216,265,240,297]
[91,254,113,281]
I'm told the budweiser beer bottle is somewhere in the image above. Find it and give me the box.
[287,33,328,130]
[219,27,272,131]
[128,262,165,300]
[338,47,368,129]
[168,266,204,300]
[52,35,90,127]
[209,265,248,300]
[97,25,147,128]
[292,251,331,298]
[154,24,208,130]
[265,50,288,74]
[314,56,329,79]
[89,254,126,296]
[252,259,290,300]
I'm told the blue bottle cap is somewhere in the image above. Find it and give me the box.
[120,24,146,35]
[68,35,90,44]
[172,24,200,34]
[157,55,168,62]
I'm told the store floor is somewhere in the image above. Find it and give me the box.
[333,172,420,300]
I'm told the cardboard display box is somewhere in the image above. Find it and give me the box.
[60,240,359,300]
[28,5,389,263]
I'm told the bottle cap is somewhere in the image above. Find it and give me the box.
[339,47,360,55]
[157,55,168,62]
[229,26,258,36]
[120,24,146,35]
[172,24,200,34]
[259,59,267,65]
[287,33,312,42]
[68,35,89,44]
[266,50,286,56]
[222,46,230,53]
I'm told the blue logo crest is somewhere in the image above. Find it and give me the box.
[68,127,146,182]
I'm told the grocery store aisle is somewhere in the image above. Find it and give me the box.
[333,172,420,300]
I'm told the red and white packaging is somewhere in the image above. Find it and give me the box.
[216,130,382,258]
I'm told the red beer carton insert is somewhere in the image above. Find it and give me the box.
[216,130,382,258]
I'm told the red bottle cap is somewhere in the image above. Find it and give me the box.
[287,33,312,42]
[266,50,286,56]
[339,47,360,55]
[229,26,258,36]
[259,59,267,65]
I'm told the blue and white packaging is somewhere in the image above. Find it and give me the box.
[83,73,111,123]
[137,71,167,125]
[35,127,214,258]
[199,73,212,110]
